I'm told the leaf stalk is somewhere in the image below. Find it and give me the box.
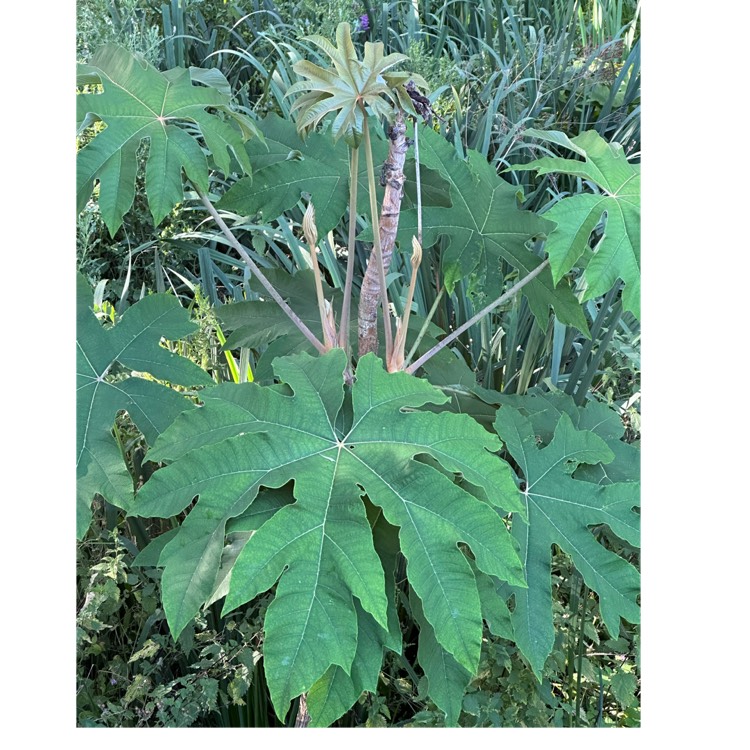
[405,259,551,374]
[193,183,329,356]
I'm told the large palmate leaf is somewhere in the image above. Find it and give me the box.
[494,405,640,678]
[217,114,450,235]
[512,129,640,317]
[390,126,589,333]
[76,273,213,539]
[77,44,260,234]
[131,349,525,720]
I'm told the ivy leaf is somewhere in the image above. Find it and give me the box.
[76,273,213,539]
[131,349,525,719]
[77,44,260,234]
[494,406,640,678]
[393,126,589,334]
[512,129,640,317]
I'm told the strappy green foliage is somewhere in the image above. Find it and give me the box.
[130,349,526,721]
[76,273,212,539]
[287,21,427,147]
[512,129,641,317]
[494,405,640,678]
[77,44,260,234]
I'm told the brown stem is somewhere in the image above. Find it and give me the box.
[194,184,328,356]
[294,693,311,728]
[362,119,393,362]
[357,111,409,356]
[405,259,551,375]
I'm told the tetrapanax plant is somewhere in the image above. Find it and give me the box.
[77,41,640,728]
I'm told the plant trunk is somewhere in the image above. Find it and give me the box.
[357,111,409,356]
[294,693,311,727]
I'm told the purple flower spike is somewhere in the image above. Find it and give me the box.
[359,13,369,31]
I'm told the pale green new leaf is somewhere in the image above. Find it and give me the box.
[76,273,213,539]
[131,349,524,720]
[289,22,427,147]
[513,129,640,317]
[494,406,640,678]
[77,44,259,234]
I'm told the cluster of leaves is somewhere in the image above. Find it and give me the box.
[77,529,270,727]
[217,112,588,334]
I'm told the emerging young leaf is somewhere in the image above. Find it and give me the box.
[77,44,260,234]
[512,129,640,317]
[131,349,525,720]
[76,273,213,539]
[494,406,640,678]
[287,22,427,147]
[390,126,589,333]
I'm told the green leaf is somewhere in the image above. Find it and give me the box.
[77,44,259,233]
[218,114,450,235]
[390,126,589,333]
[495,390,640,484]
[218,114,351,234]
[307,509,402,727]
[610,669,638,709]
[76,273,212,539]
[131,350,524,720]
[494,406,640,678]
[412,590,472,727]
[513,130,640,317]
